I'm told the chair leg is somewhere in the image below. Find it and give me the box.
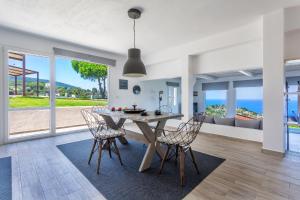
[179,146,185,186]
[189,147,200,174]
[159,145,171,174]
[112,139,123,166]
[97,141,103,174]
[88,139,97,165]
[108,139,112,158]
[175,145,179,165]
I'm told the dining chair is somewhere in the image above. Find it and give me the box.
[156,112,205,186]
[81,109,125,174]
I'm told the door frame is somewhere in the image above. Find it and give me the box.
[2,46,55,143]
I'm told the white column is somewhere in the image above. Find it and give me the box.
[226,81,236,117]
[263,9,285,153]
[181,56,195,121]
[0,46,4,145]
[193,80,205,113]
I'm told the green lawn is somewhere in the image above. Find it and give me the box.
[9,96,108,108]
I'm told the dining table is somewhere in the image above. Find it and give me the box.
[94,109,183,172]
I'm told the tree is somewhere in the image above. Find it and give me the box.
[71,60,108,98]
[92,88,98,95]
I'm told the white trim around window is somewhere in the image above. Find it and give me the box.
[3,46,54,143]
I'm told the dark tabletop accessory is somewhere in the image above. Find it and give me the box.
[155,110,161,116]
[123,104,145,114]
[140,111,148,116]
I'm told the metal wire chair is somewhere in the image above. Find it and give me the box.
[81,109,125,174]
[156,112,206,186]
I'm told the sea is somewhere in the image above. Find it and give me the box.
[206,99,299,117]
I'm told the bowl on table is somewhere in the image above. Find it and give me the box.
[123,108,145,114]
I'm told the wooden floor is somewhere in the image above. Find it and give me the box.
[1,131,300,200]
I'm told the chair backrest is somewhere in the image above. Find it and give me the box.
[81,109,106,138]
[91,105,108,113]
[177,112,206,146]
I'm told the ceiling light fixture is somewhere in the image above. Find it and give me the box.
[123,8,146,77]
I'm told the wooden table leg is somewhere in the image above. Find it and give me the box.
[101,115,128,145]
[135,119,167,172]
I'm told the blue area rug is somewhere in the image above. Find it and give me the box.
[57,139,224,200]
[0,157,12,200]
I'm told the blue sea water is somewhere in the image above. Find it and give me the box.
[206,99,263,114]
[206,99,299,117]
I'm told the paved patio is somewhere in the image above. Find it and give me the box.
[9,106,90,134]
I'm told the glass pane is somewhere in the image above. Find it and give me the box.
[9,109,50,135]
[287,94,300,152]
[235,87,263,120]
[8,51,50,136]
[287,85,299,93]
[205,90,227,117]
[55,57,108,133]
[9,53,50,108]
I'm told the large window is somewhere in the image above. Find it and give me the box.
[235,87,263,119]
[55,57,108,133]
[205,90,227,117]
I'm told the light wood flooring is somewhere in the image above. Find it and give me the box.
[1,131,300,200]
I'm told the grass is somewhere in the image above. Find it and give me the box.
[9,96,108,108]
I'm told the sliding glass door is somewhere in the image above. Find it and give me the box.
[7,50,51,137]
[4,49,110,141]
[55,56,108,133]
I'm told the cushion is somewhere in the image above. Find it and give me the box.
[204,116,214,124]
[235,119,261,129]
[214,117,235,126]
[157,131,193,146]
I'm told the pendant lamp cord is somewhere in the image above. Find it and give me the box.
[133,19,136,48]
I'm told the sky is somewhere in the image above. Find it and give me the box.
[9,54,100,90]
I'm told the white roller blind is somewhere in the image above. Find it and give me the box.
[286,76,300,85]
[202,81,229,91]
[53,47,116,66]
[166,82,180,87]
[233,79,262,88]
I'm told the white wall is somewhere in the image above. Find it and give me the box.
[285,6,300,32]
[144,20,262,66]
[192,41,262,74]
[263,10,285,153]
[108,69,182,111]
[201,123,263,142]
[0,27,121,60]
[109,57,185,109]
[144,58,184,80]
[285,6,300,60]
[181,56,195,121]
[285,30,300,60]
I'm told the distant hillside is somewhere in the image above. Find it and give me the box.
[9,77,77,88]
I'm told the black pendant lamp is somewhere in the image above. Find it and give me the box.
[123,8,146,77]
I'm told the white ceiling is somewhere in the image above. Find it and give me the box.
[0,0,299,55]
